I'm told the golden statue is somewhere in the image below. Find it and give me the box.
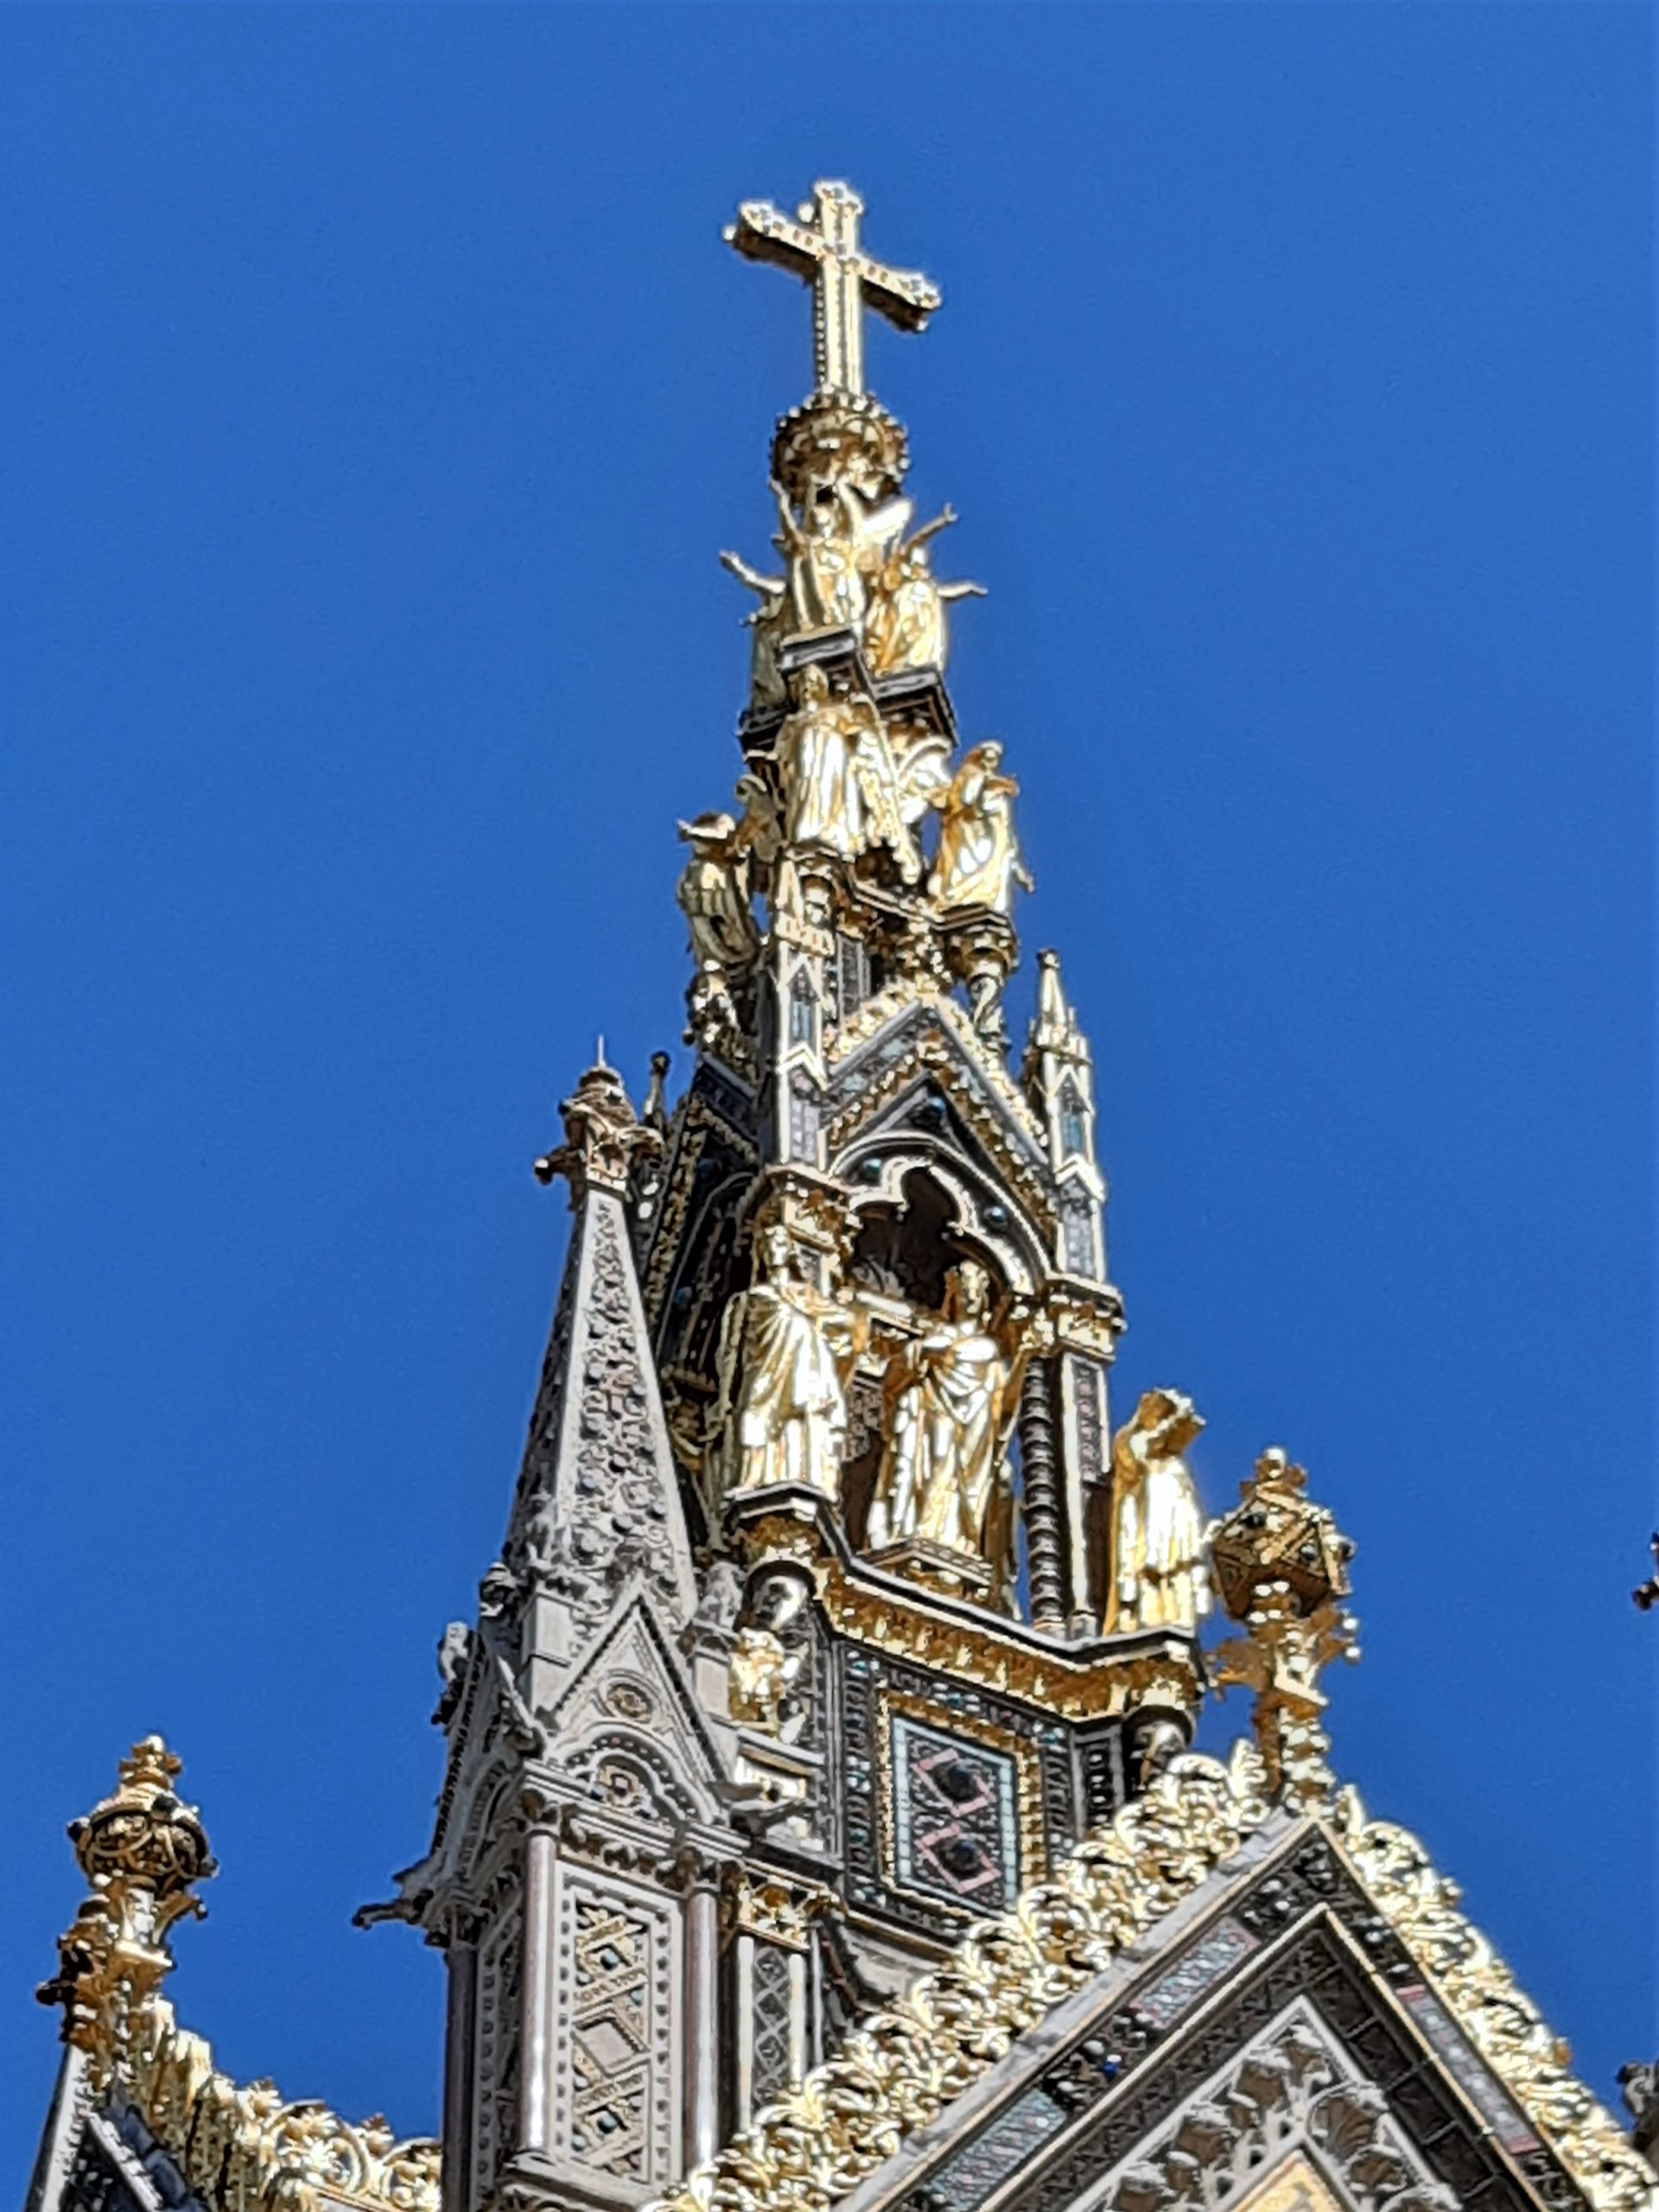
[1105,1389,1212,1632]
[863,505,986,677]
[776,670,933,886]
[676,811,759,974]
[777,665,868,858]
[865,1262,1027,1576]
[930,741,1033,914]
[709,1224,866,1516]
[774,480,866,633]
[717,550,791,708]
[844,688,924,887]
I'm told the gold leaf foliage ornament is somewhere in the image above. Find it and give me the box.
[127,2001,442,2212]
[41,1740,440,2212]
[1334,1791,1656,2212]
[640,1667,1655,2212]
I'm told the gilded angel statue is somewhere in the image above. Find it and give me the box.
[718,478,868,701]
[1104,1389,1212,1633]
[929,741,1033,915]
[675,811,759,974]
[776,665,868,859]
[717,548,790,709]
[777,669,942,888]
[861,504,987,677]
[772,478,867,633]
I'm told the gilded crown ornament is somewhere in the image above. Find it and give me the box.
[39,1737,216,2059]
[1209,1448,1359,1809]
[68,1734,215,1905]
[41,1738,440,2212]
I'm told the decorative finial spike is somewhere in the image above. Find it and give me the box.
[1035,947,1068,1035]
[41,1737,215,2058]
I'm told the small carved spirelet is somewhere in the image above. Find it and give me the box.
[533,1058,662,1202]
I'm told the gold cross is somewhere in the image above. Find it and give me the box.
[725,180,941,397]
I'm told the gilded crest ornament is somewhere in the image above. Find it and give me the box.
[1210,1449,1359,1809]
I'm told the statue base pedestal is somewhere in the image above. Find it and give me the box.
[866,1537,995,1604]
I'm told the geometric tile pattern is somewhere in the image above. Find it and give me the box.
[890,1713,1022,1910]
[1131,1917,1258,2031]
[752,1942,796,2109]
[552,1876,676,2188]
[839,1645,1096,1945]
[569,1899,653,2177]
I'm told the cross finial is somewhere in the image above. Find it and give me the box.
[725,180,941,397]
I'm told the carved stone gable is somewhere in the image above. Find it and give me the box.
[538,1592,729,1833]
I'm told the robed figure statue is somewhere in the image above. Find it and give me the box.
[709,1224,866,1522]
[929,741,1033,915]
[1105,1388,1212,1632]
[865,1261,1027,1584]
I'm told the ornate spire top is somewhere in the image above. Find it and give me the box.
[725,179,940,398]
[40,1736,215,2057]
[68,1734,215,1906]
[1210,1450,1359,1810]
[1028,949,1080,1057]
[533,1058,663,1202]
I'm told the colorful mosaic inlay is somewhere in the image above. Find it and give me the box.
[1133,1916,1258,2030]
[890,1713,1022,1909]
[1398,1984,1541,2155]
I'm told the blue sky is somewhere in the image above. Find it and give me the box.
[3,2,1650,2184]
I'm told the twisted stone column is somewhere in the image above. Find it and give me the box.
[1018,1359,1065,1630]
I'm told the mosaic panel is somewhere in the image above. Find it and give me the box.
[838,1643,1096,1942]
[920,2088,1068,2212]
[1398,1983,1541,2155]
[1131,1916,1258,2031]
[890,1713,1023,1910]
